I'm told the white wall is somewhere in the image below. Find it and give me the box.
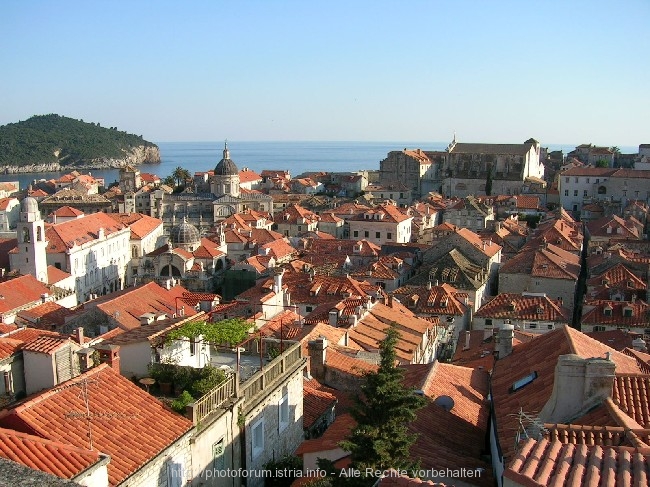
[23,351,55,395]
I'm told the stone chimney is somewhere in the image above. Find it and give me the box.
[539,354,615,424]
[632,338,647,352]
[273,268,285,294]
[495,324,515,358]
[308,337,328,379]
[95,344,121,374]
[76,347,94,373]
[464,330,471,350]
[329,310,339,327]
[40,293,48,304]
[75,327,85,345]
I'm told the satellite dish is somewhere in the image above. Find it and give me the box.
[434,395,455,412]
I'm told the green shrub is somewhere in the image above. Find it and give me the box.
[190,366,226,398]
[171,391,194,413]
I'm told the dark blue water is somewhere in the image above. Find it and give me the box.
[0,141,638,190]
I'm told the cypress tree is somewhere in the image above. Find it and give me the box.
[339,323,426,482]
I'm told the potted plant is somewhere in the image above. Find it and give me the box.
[148,359,176,396]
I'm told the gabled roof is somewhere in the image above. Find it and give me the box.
[105,213,163,240]
[505,438,650,487]
[0,364,193,486]
[0,427,101,480]
[499,243,581,280]
[449,142,535,156]
[582,299,650,327]
[475,293,570,322]
[15,301,74,331]
[47,265,71,285]
[51,206,84,218]
[0,275,51,314]
[46,212,127,252]
[492,327,644,462]
[303,381,337,430]
[91,282,197,330]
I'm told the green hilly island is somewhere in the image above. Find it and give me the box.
[0,114,160,172]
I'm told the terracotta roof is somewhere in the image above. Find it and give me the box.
[613,375,650,427]
[105,313,206,347]
[475,293,570,322]
[303,382,337,429]
[587,215,642,240]
[0,275,51,314]
[52,206,84,217]
[492,327,644,462]
[0,338,24,360]
[325,348,378,377]
[0,323,17,334]
[15,301,74,331]
[505,438,650,487]
[20,336,71,355]
[47,265,71,285]
[0,364,193,486]
[239,169,263,183]
[499,243,581,280]
[0,427,101,480]
[581,300,650,328]
[105,213,163,240]
[587,330,645,352]
[392,284,469,317]
[0,198,17,211]
[295,413,356,455]
[46,212,127,252]
[348,203,412,224]
[2,327,63,344]
[402,361,489,431]
[92,282,198,330]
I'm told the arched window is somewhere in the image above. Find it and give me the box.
[22,228,30,243]
[132,246,139,258]
[598,186,607,194]
[36,226,42,241]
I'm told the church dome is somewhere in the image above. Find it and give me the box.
[170,219,200,246]
[21,196,39,213]
[214,141,239,176]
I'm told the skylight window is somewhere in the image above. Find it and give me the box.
[511,371,538,392]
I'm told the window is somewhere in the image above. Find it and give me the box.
[594,326,606,332]
[511,371,538,392]
[387,233,392,240]
[574,177,579,183]
[190,338,197,356]
[364,231,369,238]
[375,232,381,239]
[305,306,313,312]
[564,190,569,197]
[298,226,302,231]
[3,371,13,394]
[252,418,264,458]
[213,437,225,470]
[584,190,588,197]
[565,177,569,183]
[353,231,358,238]
[55,262,61,270]
[547,324,554,330]
[586,178,590,183]
[485,318,493,327]
[574,190,578,197]
[166,455,184,487]
[527,323,538,329]
[279,392,290,432]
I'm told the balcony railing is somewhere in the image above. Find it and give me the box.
[187,340,304,425]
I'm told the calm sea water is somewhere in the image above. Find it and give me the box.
[0,141,638,190]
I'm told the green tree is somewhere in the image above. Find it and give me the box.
[172,166,191,187]
[485,163,494,196]
[339,324,426,482]
[595,159,609,168]
[162,175,176,187]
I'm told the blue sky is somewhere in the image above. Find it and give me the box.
[1,0,648,146]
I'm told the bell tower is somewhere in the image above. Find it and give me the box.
[14,197,49,283]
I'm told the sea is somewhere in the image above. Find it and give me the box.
[0,141,639,190]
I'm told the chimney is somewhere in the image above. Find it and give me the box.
[95,344,121,373]
[539,354,615,424]
[273,269,284,294]
[307,337,328,379]
[76,347,95,373]
[427,281,432,290]
[464,330,471,350]
[329,310,339,327]
[75,327,84,345]
[495,324,515,358]
[41,293,48,303]
[632,338,647,352]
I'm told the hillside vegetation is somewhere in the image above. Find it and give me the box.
[0,114,158,167]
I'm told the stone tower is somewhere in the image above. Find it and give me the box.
[210,141,240,198]
[14,197,49,283]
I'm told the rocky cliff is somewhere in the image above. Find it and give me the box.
[1,145,161,174]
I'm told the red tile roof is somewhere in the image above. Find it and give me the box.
[0,323,17,334]
[0,338,24,360]
[0,364,193,486]
[46,265,71,285]
[613,375,650,428]
[92,282,198,330]
[0,275,51,314]
[505,438,650,487]
[475,293,570,323]
[492,327,644,462]
[52,206,84,217]
[0,427,101,480]
[295,413,356,455]
[46,212,127,252]
[16,301,74,331]
[105,213,162,240]
[499,243,581,280]
[581,300,650,328]
[303,382,337,429]
[21,336,71,355]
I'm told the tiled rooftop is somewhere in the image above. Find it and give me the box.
[505,438,650,487]
[0,275,52,314]
[475,293,570,322]
[0,364,193,486]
